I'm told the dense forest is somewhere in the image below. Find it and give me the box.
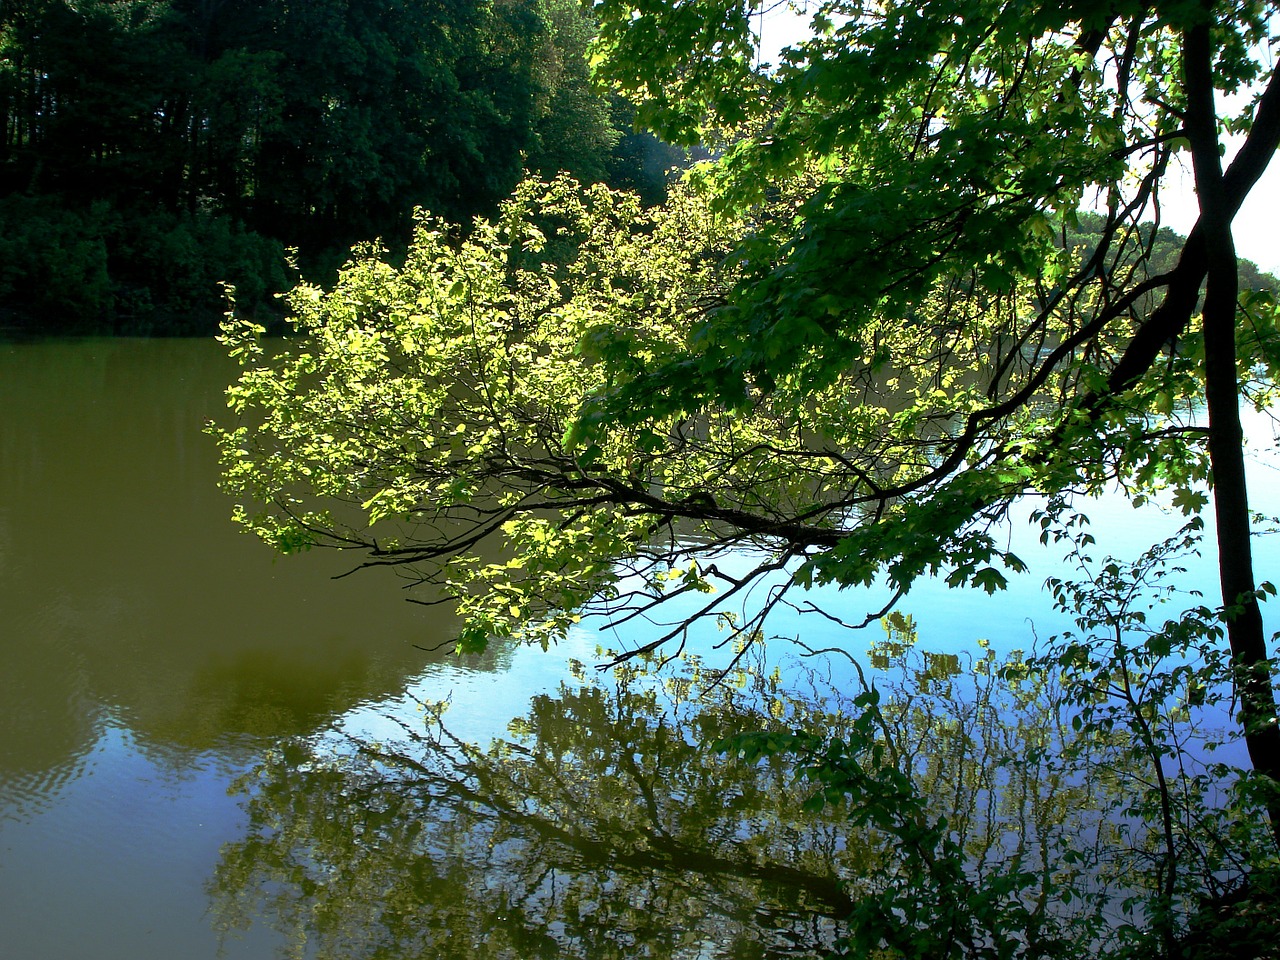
[2,1,1272,336]
[0,0,685,333]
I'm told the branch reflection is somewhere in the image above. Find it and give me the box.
[209,653,875,959]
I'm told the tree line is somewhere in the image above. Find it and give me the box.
[0,0,684,333]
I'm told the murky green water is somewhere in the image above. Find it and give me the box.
[0,340,445,956]
[2,338,1277,959]
[0,339,864,959]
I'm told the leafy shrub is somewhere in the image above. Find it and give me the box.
[0,193,288,334]
[0,195,115,327]
[110,207,289,334]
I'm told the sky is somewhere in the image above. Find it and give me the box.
[1159,145,1280,276]
[751,3,1280,276]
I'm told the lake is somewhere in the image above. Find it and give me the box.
[1,337,1276,959]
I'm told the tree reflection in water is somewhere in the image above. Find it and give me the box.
[209,649,888,959]
[208,637,1111,959]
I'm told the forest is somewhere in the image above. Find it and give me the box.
[0,0,684,333]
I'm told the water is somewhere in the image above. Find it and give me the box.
[1,338,1277,959]
[0,340,516,959]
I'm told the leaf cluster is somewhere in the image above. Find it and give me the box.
[215,154,1273,662]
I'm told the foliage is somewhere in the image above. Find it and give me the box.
[215,165,1272,660]
[1028,510,1280,956]
[1064,211,1279,322]
[0,193,286,333]
[0,0,660,332]
[750,526,1280,958]
[108,207,289,334]
[582,0,1280,457]
[579,11,1280,822]
[217,175,758,654]
[0,195,114,324]
[219,0,1280,846]
[216,4,1280,950]
[605,93,709,205]
[525,0,621,186]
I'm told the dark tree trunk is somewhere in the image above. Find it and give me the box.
[1184,10,1280,849]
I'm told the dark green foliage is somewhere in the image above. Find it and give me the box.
[0,195,113,326]
[604,95,704,206]
[1065,212,1279,315]
[0,194,286,334]
[1163,867,1280,960]
[525,0,619,185]
[0,0,647,333]
[108,206,289,335]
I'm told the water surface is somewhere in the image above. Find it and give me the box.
[2,338,1277,959]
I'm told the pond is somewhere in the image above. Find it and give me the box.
[1,337,1277,959]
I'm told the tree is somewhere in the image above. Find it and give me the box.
[524,0,621,185]
[216,0,1280,848]
[0,0,631,329]
[585,0,1280,829]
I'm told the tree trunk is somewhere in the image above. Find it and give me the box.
[1184,11,1280,849]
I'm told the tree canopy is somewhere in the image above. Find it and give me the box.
[217,0,1280,858]
[0,0,687,331]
